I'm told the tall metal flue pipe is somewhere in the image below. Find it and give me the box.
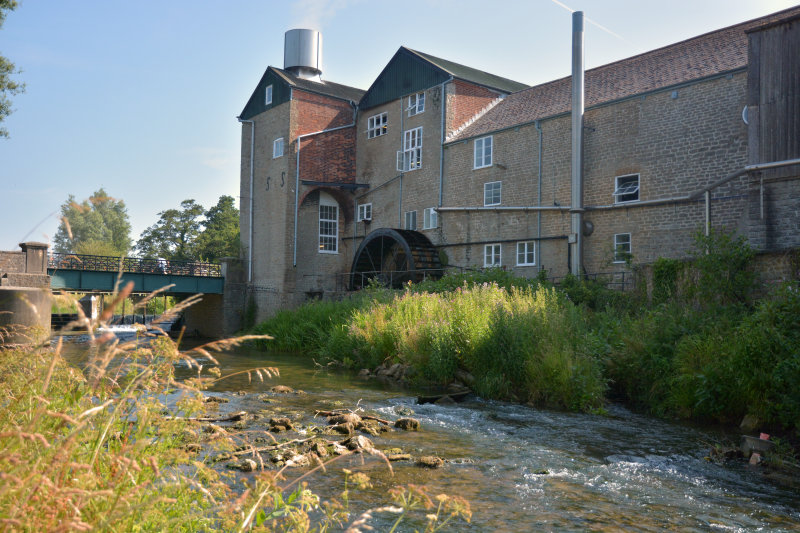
[570,11,585,277]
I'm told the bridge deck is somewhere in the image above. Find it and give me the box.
[47,254,224,294]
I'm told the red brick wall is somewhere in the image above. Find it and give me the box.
[298,128,356,183]
[447,80,499,136]
[294,90,356,184]
[294,90,354,135]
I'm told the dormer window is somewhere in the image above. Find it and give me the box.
[265,84,273,106]
[407,92,425,116]
[613,174,640,204]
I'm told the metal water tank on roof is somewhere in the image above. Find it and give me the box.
[284,29,322,81]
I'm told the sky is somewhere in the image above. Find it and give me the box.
[0,0,797,252]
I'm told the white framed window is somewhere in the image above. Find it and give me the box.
[423,207,437,229]
[484,181,501,206]
[516,241,536,266]
[407,92,425,116]
[273,137,284,158]
[265,84,273,105]
[367,112,388,139]
[474,136,493,169]
[319,194,338,254]
[358,203,372,221]
[397,127,423,171]
[613,174,640,204]
[404,210,417,230]
[613,233,631,263]
[484,244,501,267]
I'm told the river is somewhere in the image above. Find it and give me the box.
[163,347,800,532]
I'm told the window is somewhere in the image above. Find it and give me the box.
[474,136,493,169]
[358,203,372,221]
[265,84,273,105]
[319,196,338,253]
[407,92,425,116]
[484,244,501,267]
[367,112,388,138]
[423,207,437,229]
[613,233,631,263]
[516,241,536,266]
[613,174,640,203]
[404,210,417,230]
[397,127,422,171]
[273,137,284,158]
[484,181,501,206]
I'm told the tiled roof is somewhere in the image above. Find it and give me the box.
[448,6,800,142]
[405,48,530,94]
[271,66,365,103]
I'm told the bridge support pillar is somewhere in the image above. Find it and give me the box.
[183,293,224,338]
[0,287,51,345]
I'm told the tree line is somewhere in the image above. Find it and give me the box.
[53,189,239,263]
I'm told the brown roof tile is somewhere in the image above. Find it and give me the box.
[449,6,800,142]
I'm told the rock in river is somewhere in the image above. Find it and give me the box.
[394,417,421,431]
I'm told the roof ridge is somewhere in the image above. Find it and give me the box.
[445,96,505,142]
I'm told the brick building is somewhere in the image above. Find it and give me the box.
[237,9,800,321]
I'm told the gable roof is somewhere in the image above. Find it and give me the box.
[358,47,529,111]
[448,6,800,142]
[239,66,364,120]
[270,66,366,102]
[406,48,530,94]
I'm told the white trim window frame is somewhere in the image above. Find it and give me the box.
[474,136,493,169]
[367,112,388,139]
[397,127,423,171]
[613,174,640,204]
[613,233,631,263]
[404,210,417,230]
[319,202,339,254]
[273,137,284,158]
[423,207,437,230]
[265,84,273,105]
[484,181,501,206]
[484,244,501,267]
[358,203,372,222]
[407,91,425,116]
[516,241,536,266]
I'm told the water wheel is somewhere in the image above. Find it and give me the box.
[350,228,443,289]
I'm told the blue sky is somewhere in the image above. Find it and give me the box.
[0,0,796,252]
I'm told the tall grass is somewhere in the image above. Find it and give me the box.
[325,283,606,411]
[0,286,471,531]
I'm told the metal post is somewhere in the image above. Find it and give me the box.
[704,190,711,236]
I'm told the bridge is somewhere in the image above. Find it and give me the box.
[1,243,231,344]
[48,253,224,294]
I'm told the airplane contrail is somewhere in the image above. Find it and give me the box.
[549,0,628,42]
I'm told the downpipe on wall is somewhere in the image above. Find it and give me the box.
[237,118,255,283]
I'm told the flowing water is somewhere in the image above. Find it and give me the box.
[62,333,800,531]
[171,349,800,532]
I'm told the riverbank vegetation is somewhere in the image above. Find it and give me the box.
[0,289,471,531]
[253,232,800,441]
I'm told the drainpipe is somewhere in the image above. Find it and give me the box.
[570,11,585,277]
[535,119,543,271]
[399,97,405,226]
[439,78,452,207]
[293,103,358,267]
[237,117,255,282]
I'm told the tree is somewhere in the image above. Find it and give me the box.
[195,195,240,261]
[53,189,132,256]
[1,0,24,138]
[135,199,204,260]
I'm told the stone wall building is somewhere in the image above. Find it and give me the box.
[237,9,800,322]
